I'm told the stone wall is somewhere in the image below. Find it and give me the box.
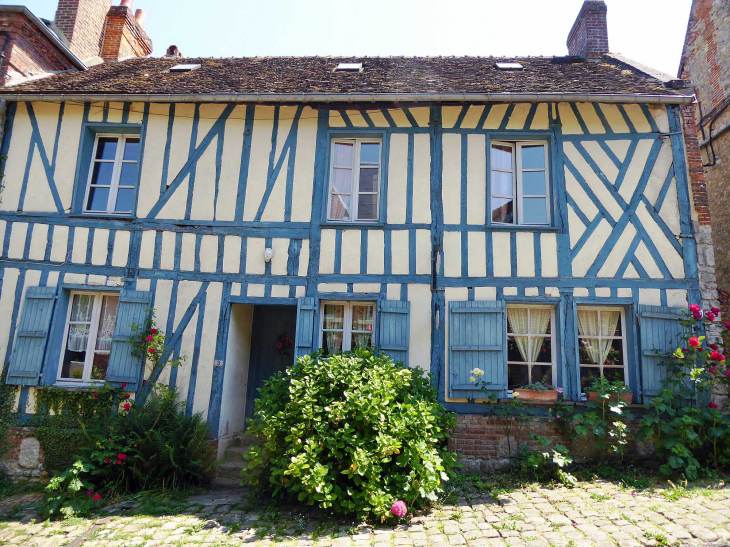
[0,426,47,483]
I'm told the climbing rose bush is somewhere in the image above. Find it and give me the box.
[242,349,457,521]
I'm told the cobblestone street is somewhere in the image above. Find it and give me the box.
[1,478,730,547]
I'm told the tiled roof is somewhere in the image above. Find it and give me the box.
[1,55,680,97]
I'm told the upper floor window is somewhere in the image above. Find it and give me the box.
[577,307,627,390]
[58,292,120,384]
[491,141,550,226]
[320,301,375,355]
[83,135,140,215]
[328,139,381,222]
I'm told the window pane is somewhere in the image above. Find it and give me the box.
[70,294,95,323]
[91,353,109,381]
[352,333,372,349]
[492,171,514,197]
[95,137,118,160]
[322,331,343,356]
[522,145,546,170]
[604,339,625,367]
[358,168,379,193]
[522,197,548,224]
[508,337,527,362]
[332,168,352,194]
[95,296,119,352]
[491,144,513,171]
[531,365,552,386]
[329,194,351,220]
[579,338,600,364]
[360,143,380,164]
[357,194,378,220]
[604,368,625,383]
[91,162,114,186]
[323,304,344,330]
[534,337,552,363]
[123,138,140,161]
[522,171,546,195]
[333,142,354,167]
[60,331,88,380]
[580,367,600,390]
[600,311,622,336]
[352,305,374,331]
[491,197,514,223]
[577,310,599,335]
[119,163,138,187]
[115,188,135,213]
[508,364,529,390]
[86,187,110,211]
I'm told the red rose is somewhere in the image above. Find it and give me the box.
[121,383,127,388]
[116,460,122,465]
[118,453,127,460]
[92,393,98,399]
[150,329,158,335]
[720,354,726,362]
[148,347,155,353]
[105,458,110,463]
[707,312,716,322]
[689,304,701,313]
[124,393,130,399]
[87,490,93,496]
[693,310,703,319]
[145,335,153,342]
[711,351,722,361]
[709,402,719,409]
[710,366,719,376]
[689,337,700,348]
[712,307,721,315]
[725,322,730,330]
[93,494,101,501]
[710,343,719,351]
[123,403,131,410]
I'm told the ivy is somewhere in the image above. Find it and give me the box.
[0,365,20,468]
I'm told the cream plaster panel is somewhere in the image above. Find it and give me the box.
[28,223,48,260]
[112,230,131,268]
[91,229,109,266]
[0,222,5,254]
[442,107,461,129]
[634,241,663,278]
[134,278,150,291]
[318,283,348,293]
[581,141,618,183]
[271,238,289,276]
[531,104,550,130]
[466,134,486,225]
[565,167,598,221]
[242,108,275,221]
[618,139,654,204]
[442,134,461,225]
[659,181,681,235]
[105,276,123,287]
[196,105,229,146]
[468,231,487,278]
[503,287,518,296]
[572,218,612,277]
[460,105,485,129]
[1,104,31,211]
[597,224,636,278]
[525,287,539,296]
[139,231,155,269]
[636,204,684,279]
[260,108,298,222]
[558,103,582,134]
[166,104,195,189]
[366,110,389,127]
[346,110,368,127]
[492,232,511,277]
[484,104,509,130]
[151,279,174,363]
[192,282,224,417]
[412,134,431,223]
[642,142,674,206]
[180,233,196,271]
[223,236,242,273]
[617,288,632,298]
[106,103,122,124]
[648,105,670,134]
[64,273,85,284]
[214,107,245,221]
[319,230,336,274]
[574,287,589,297]
[298,240,310,276]
[231,283,241,297]
[443,231,461,278]
[387,134,408,224]
[545,287,560,297]
[541,233,559,277]
[71,226,88,263]
[329,111,346,127]
[0,269,19,357]
[32,102,61,148]
[353,283,380,293]
[291,115,317,222]
[340,230,362,275]
[137,104,171,217]
[624,263,640,279]
[55,104,84,210]
[667,289,688,308]
[416,230,431,275]
[516,232,535,277]
[295,286,306,298]
[475,287,497,300]
[367,230,385,275]
[7,222,27,259]
[22,148,56,212]
[189,136,218,220]
[564,143,622,221]
[410,108,430,127]
[246,238,266,275]
[598,104,630,133]
[408,284,432,371]
[623,104,653,133]
[639,288,662,306]
[199,235,218,273]
[576,103,606,134]
[173,304,198,403]
[87,102,104,122]
[247,284,265,297]
[506,104,531,130]
[606,139,631,162]
[391,230,409,275]
[388,109,412,128]
[445,287,469,302]
[156,175,190,219]
[595,287,610,297]
[50,225,68,262]
[386,284,401,300]
[128,103,146,125]
[271,285,290,298]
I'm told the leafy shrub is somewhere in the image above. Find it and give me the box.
[242,349,457,521]
[518,434,576,486]
[42,460,101,519]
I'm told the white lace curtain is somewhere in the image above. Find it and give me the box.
[507,308,551,362]
[577,310,621,365]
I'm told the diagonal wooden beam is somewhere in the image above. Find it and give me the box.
[24,104,65,213]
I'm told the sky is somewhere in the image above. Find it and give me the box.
[12,0,692,77]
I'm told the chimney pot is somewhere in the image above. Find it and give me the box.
[120,0,134,8]
[567,0,609,59]
[135,9,146,28]
[166,45,183,58]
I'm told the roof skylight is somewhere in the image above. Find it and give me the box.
[169,63,201,72]
[334,62,363,73]
[495,62,524,71]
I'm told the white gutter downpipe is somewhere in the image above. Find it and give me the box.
[0,92,695,105]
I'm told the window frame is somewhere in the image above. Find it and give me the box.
[81,133,141,216]
[505,304,557,389]
[576,305,629,391]
[490,140,551,227]
[327,138,383,223]
[55,291,119,386]
[318,300,377,353]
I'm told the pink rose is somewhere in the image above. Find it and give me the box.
[709,366,718,376]
[145,335,153,342]
[712,307,721,315]
[689,337,700,348]
[391,500,407,518]
[690,304,701,313]
[118,453,127,460]
[87,490,93,496]
[707,312,716,322]
[693,310,703,319]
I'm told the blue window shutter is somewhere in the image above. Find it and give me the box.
[106,290,151,391]
[449,300,506,399]
[638,305,685,400]
[294,296,316,361]
[6,287,56,386]
[378,300,410,366]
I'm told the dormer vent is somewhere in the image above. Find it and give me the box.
[169,63,201,72]
[334,62,363,73]
[495,62,524,71]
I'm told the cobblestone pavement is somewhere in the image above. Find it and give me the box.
[1,479,730,547]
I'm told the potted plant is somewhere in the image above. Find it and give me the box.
[513,382,559,402]
[585,377,633,404]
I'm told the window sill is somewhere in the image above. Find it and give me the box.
[486,224,560,232]
[323,221,384,228]
[48,381,105,390]
[70,213,136,221]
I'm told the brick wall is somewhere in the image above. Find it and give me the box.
[567,0,609,59]
[100,5,152,61]
[55,0,111,62]
[0,426,47,482]
[0,11,77,86]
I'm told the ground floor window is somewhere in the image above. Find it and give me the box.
[577,306,627,390]
[506,305,555,389]
[320,301,375,355]
[58,292,119,383]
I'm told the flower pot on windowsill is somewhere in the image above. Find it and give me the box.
[513,389,558,402]
[586,392,633,404]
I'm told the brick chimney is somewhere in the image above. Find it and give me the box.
[100,0,152,61]
[567,0,609,59]
[54,0,111,62]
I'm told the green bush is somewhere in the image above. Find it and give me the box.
[242,349,457,521]
[42,460,101,519]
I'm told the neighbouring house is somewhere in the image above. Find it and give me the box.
[0,0,719,472]
[679,0,730,312]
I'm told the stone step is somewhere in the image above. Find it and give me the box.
[212,476,243,488]
[227,434,258,448]
[223,445,251,463]
[217,461,247,481]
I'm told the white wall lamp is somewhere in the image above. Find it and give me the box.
[264,247,274,262]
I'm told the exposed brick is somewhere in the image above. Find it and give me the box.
[567,1,609,59]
